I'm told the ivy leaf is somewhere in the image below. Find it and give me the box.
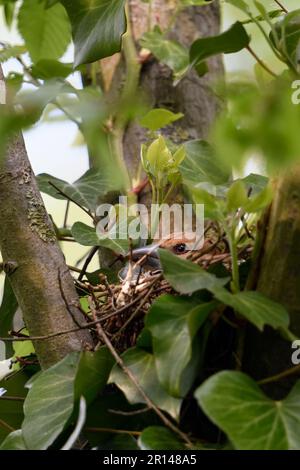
[61,0,127,67]
[195,371,300,450]
[0,430,27,450]
[109,347,182,420]
[37,167,116,212]
[72,222,129,255]
[146,295,215,397]
[180,140,231,187]
[74,348,114,405]
[159,249,229,295]
[18,0,71,63]
[138,426,186,450]
[212,288,290,332]
[140,30,189,79]
[22,353,79,450]
[226,180,248,212]
[190,22,250,69]
[139,109,183,131]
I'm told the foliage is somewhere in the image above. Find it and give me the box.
[0,0,300,452]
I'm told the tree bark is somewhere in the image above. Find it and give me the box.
[124,0,223,180]
[243,167,300,398]
[0,67,93,369]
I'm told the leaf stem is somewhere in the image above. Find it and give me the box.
[273,0,288,13]
[246,45,277,77]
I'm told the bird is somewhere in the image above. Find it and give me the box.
[118,235,209,281]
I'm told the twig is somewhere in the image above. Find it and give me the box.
[63,200,70,228]
[0,418,15,432]
[246,45,277,78]
[58,269,84,328]
[258,364,300,385]
[0,396,25,402]
[84,427,141,436]
[78,246,99,282]
[48,181,95,222]
[0,278,162,342]
[273,0,288,13]
[108,406,150,416]
[88,297,192,446]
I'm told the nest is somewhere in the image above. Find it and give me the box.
[75,239,253,352]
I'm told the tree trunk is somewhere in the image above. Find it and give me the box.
[0,67,93,369]
[124,0,223,180]
[243,167,300,398]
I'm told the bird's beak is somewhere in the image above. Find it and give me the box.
[131,243,160,260]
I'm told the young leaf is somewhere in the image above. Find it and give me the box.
[109,347,182,421]
[72,222,129,255]
[146,295,215,397]
[159,249,229,295]
[138,426,186,450]
[31,59,73,79]
[190,22,250,68]
[270,10,300,69]
[139,109,183,131]
[195,371,300,450]
[18,0,71,63]
[61,0,127,67]
[226,180,248,212]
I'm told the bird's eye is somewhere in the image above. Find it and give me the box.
[173,243,187,254]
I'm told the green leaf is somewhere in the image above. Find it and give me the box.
[213,288,290,331]
[224,0,250,13]
[180,140,231,187]
[139,109,183,131]
[138,426,186,450]
[226,180,248,212]
[0,430,27,450]
[146,295,215,397]
[18,0,71,63]
[271,10,300,69]
[243,185,273,213]
[72,222,129,255]
[159,249,228,295]
[75,348,114,405]
[37,167,116,211]
[190,22,250,68]
[22,353,79,450]
[0,45,26,63]
[109,347,182,420]
[140,30,189,79]
[195,371,300,450]
[31,60,73,79]
[61,0,126,67]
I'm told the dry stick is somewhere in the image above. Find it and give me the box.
[108,406,150,416]
[258,364,300,386]
[48,181,95,222]
[0,280,162,342]
[112,280,159,341]
[0,396,25,402]
[273,0,288,13]
[89,298,192,446]
[246,45,277,77]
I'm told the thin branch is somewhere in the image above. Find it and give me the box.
[48,181,95,222]
[88,297,192,446]
[63,200,70,228]
[84,427,141,436]
[108,406,150,416]
[78,246,99,282]
[273,0,288,13]
[0,396,25,402]
[0,418,15,432]
[258,364,300,385]
[246,45,277,78]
